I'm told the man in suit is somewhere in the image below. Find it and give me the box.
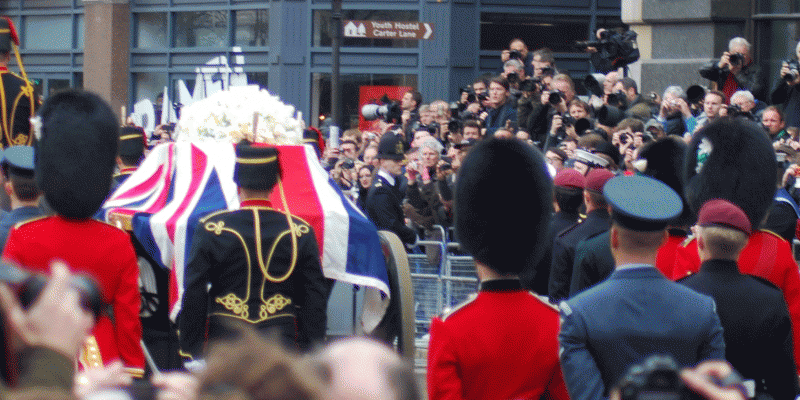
[179,144,328,358]
[0,17,35,148]
[548,168,613,303]
[0,145,41,250]
[679,199,798,400]
[559,174,725,400]
[366,133,417,245]
[427,138,568,400]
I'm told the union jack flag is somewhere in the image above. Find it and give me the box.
[102,142,391,330]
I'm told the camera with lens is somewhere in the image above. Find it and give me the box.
[574,28,640,71]
[540,66,556,77]
[0,261,104,318]
[617,355,697,400]
[549,90,565,105]
[340,158,355,170]
[507,72,520,84]
[361,96,403,124]
[728,52,744,66]
[607,90,629,110]
[519,78,539,93]
[561,113,576,127]
[726,104,754,120]
[447,119,462,134]
[783,59,800,83]
[508,50,523,61]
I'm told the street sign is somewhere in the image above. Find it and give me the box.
[343,20,434,40]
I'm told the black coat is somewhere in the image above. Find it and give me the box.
[179,202,328,357]
[366,173,416,244]
[680,259,799,400]
[548,209,610,303]
[0,70,36,148]
[569,230,614,298]
[521,211,580,296]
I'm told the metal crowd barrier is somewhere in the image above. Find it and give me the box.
[408,225,479,368]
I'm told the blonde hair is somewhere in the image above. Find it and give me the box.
[699,225,748,259]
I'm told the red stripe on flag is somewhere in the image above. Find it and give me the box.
[146,143,177,214]
[113,164,165,201]
[266,145,325,254]
[165,144,208,241]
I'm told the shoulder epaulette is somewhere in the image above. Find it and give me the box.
[374,180,383,188]
[99,219,131,233]
[14,215,48,230]
[440,293,477,322]
[529,292,559,312]
[759,229,784,241]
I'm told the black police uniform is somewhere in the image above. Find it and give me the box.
[178,146,327,358]
[548,208,610,302]
[365,133,416,245]
[680,259,799,400]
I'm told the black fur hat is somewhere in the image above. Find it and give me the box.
[234,144,280,192]
[36,90,119,219]
[455,138,553,274]
[685,118,776,231]
[638,136,693,226]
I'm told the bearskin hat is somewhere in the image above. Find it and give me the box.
[455,138,552,274]
[684,117,776,231]
[638,136,693,226]
[36,90,118,219]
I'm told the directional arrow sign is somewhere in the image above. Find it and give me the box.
[343,20,434,40]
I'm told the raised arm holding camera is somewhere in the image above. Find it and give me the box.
[699,37,765,103]
[771,41,800,128]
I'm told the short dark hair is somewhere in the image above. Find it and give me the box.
[406,90,422,108]
[586,190,607,209]
[532,48,555,63]
[11,175,41,202]
[490,75,509,92]
[555,186,583,214]
[568,99,591,114]
[619,77,638,94]
[463,119,481,130]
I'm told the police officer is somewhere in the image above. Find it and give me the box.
[679,199,798,400]
[559,175,725,400]
[179,144,328,359]
[111,126,145,192]
[0,17,35,148]
[0,145,41,249]
[366,133,416,245]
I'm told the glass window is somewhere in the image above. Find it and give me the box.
[134,72,168,105]
[312,10,419,48]
[48,78,70,97]
[174,11,228,48]
[234,9,268,47]
[756,0,800,14]
[136,13,168,49]
[480,13,613,54]
[24,14,72,50]
[73,72,83,90]
[21,0,71,7]
[246,72,268,89]
[311,72,418,130]
[75,14,84,49]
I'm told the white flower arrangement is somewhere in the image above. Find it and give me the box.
[174,86,304,144]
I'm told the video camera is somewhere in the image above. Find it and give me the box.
[783,59,800,83]
[575,28,640,71]
[361,95,403,124]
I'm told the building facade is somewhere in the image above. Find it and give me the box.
[3,0,626,130]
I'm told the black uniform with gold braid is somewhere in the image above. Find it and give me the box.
[178,145,328,359]
[112,126,145,191]
[0,17,36,148]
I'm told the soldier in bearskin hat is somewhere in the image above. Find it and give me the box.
[2,90,145,376]
[0,17,36,148]
[427,138,568,400]
[672,117,800,376]
[179,144,328,359]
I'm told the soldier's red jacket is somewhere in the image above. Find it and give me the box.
[427,279,568,400]
[3,215,145,377]
[671,230,800,375]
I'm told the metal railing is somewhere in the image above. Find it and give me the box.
[408,225,479,368]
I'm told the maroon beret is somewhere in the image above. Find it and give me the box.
[554,168,586,189]
[698,199,751,235]
[585,169,615,193]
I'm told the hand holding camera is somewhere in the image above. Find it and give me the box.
[718,51,744,73]
[781,60,800,86]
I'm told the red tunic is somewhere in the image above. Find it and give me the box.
[3,216,144,377]
[655,232,687,279]
[427,279,568,400]
[672,230,800,375]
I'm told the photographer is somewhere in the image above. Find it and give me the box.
[699,37,765,102]
[531,74,576,146]
[727,90,759,121]
[501,38,534,77]
[531,47,558,79]
[770,41,800,128]
[482,76,517,137]
[762,106,790,144]
[401,90,422,139]
[656,85,697,138]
